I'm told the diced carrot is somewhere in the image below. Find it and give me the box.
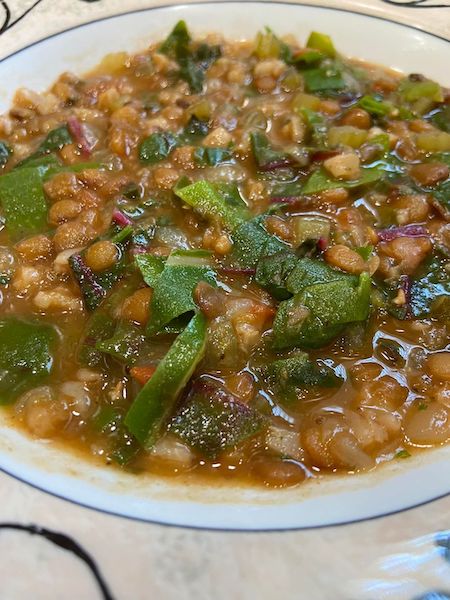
[130,365,157,386]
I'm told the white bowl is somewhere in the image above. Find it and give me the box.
[0,1,449,531]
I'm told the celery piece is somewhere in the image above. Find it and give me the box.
[306,31,336,58]
[399,78,443,103]
[0,166,48,239]
[0,319,56,404]
[416,131,450,153]
[125,312,207,447]
[327,126,368,148]
[175,179,250,231]
[254,27,292,63]
[293,216,331,247]
[292,92,321,112]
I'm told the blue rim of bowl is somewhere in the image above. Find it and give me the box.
[0,0,449,532]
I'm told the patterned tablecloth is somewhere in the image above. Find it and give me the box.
[0,2,449,599]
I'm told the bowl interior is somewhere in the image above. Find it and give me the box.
[0,1,449,530]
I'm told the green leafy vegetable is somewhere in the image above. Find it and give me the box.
[0,166,48,239]
[430,105,450,133]
[125,312,207,447]
[410,258,450,319]
[272,272,371,349]
[194,146,234,166]
[255,251,297,300]
[264,352,343,401]
[302,165,383,195]
[96,323,146,365]
[175,179,250,231]
[159,20,190,57]
[146,249,217,335]
[170,380,265,457]
[17,125,72,167]
[159,21,221,93]
[78,278,142,367]
[231,215,290,267]
[303,66,345,93]
[139,132,178,164]
[0,319,56,404]
[250,131,293,170]
[134,254,166,288]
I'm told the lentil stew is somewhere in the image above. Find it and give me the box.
[0,23,449,488]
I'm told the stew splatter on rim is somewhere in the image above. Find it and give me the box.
[0,22,449,488]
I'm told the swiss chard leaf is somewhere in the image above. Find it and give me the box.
[272,272,371,350]
[175,179,250,231]
[250,131,293,170]
[96,323,146,365]
[410,258,450,319]
[194,146,234,166]
[263,352,343,401]
[231,215,290,268]
[139,132,178,164]
[146,250,217,335]
[303,65,345,93]
[134,254,166,288]
[0,166,48,239]
[302,165,384,195]
[170,380,265,457]
[0,319,56,404]
[254,251,298,300]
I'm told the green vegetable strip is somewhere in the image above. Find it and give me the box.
[175,180,250,231]
[124,312,207,447]
[0,167,48,239]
